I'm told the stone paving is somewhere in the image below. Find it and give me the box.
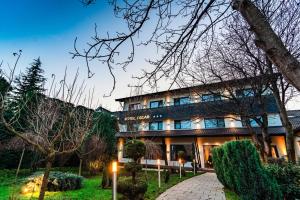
[156,173,226,200]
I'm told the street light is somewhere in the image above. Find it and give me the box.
[178,158,182,179]
[157,159,161,188]
[112,161,118,200]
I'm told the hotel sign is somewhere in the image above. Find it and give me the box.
[124,115,150,121]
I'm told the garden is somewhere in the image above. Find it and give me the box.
[0,168,196,200]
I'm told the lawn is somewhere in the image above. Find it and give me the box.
[0,169,199,200]
[224,188,240,200]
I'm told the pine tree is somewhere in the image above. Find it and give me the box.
[13,58,46,131]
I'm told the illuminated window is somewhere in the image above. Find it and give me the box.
[149,121,163,130]
[236,88,254,97]
[201,93,221,102]
[174,97,190,105]
[150,100,163,108]
[174,120,191,129]
[204,118,225,128]
[128,103,141,110]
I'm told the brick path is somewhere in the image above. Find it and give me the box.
[156,173,226,200]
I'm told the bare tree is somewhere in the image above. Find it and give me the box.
[73,0,300,94]
[0,57,94,200]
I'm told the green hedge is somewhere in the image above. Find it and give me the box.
[265,162,300,200]
[212,140,282,200]
[21,171,83,193]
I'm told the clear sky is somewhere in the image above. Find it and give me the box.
[0,0,299,111]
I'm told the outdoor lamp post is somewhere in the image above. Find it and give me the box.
[157,159,161,188]
[112,161,118,200]
[193,159,196,175]
[179,158,182,179]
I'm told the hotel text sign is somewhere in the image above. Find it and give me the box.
[124,115,150,121]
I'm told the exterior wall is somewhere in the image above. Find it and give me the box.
[295,132,300,162]
[117,135,288,169]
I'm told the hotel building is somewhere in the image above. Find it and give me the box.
[113,79,297,168]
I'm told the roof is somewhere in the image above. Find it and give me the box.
[116,126,286,138]
[288,110,300,131]
[115,75,275,102]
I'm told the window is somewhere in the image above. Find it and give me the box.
[149,121,163,130]
[150,100,163,108]
[127,123,140,131]
[241,117,261,127]
[204,118,225,128]
[170,144,193,161]
[201,93,221,102]
[236,88,254,97]
[128,103,141,110]
[174,97,190,106]
[174,120,191,129]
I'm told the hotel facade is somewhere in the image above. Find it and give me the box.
[113,79,298,168]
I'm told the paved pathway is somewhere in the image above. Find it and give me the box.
[156,173,226,200]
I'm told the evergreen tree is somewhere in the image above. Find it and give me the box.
[13,58,46,131]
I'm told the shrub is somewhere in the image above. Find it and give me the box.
[118,140,147,199]
[21,171,83,193]
[265,162,300,200]
[118,176,147,200]
[212,140,282,200]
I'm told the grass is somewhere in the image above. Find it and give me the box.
[0,169,200,200]
[224,188,240,200]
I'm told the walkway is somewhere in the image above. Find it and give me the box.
[156,173,226,200]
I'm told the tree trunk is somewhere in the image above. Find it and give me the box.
[258,112,272,161]
[101,162,111,188]
[245,120,265,159]
[161,138,170,183]
[268,72,296,163]
[15,147,25,184]
[39,155,54,200]
[232,0,300,91]
[78,158,83,176]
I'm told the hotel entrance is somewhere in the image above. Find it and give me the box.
[203,145,219,168]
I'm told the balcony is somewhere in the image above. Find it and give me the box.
[114,95,278,124]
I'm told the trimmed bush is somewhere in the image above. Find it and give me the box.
[212,140,282,200]
[118,176,147,200]
[118,140,147,199]
[265,162,300,200]
[21,171,83,193]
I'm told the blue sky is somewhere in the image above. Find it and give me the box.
[0,0,154,111]
[0,0,299,110]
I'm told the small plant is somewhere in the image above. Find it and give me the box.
[21,171,83,194]
[118,139,147,200]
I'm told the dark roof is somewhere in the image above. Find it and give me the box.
[287,110,300,131]
[95,106,111,113]
[115,76,274,102]
[116,126,285,138]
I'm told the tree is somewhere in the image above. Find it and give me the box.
[190,9,299,162]
[0,60,94,200]
[92,111,118,188]
[74,0,300,94]
[12,58,46,131]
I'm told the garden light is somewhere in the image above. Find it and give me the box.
[112,161,118,200]
[193,159,196,175]
[157,159,161,188]
[179,159,182,179]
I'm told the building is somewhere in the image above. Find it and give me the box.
[114,78,294,168]
[288,110,300,162]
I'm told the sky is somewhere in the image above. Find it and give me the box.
[0,0,299,111]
